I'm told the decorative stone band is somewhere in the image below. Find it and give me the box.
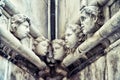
[105,39,120,52]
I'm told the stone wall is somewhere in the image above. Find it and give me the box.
[57,0,82,38]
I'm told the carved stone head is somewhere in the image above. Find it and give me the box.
[80,6,99,35]
[34,36,49,56]
[52,39,65,61]
[65,24,81,48]
[10,14,31,40]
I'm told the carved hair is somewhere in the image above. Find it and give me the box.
[10,14,31,32]
[66,24,83,41]
[80,6,99,17]
[52,39,65,47]
[34,36,49,47]
[80,6,104,33]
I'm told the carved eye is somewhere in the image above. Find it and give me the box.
[25,25,29,28]
[67,33,72,37]
[42,44,47,47]
[54,46,61,50]
[80,16,86,22]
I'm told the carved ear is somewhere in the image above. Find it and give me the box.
[33,40,38,47]
[62,41,65,46]
[10,24,17,32]
[93,15,98,23]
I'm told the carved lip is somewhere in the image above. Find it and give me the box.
[65,40,69,45]
[81,25,84,31]
[81,25,84,28]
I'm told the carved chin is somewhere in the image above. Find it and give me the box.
[37,52,46,56]
[66,44,74,49]
[65,44,70,48]
[20,36,27,39]
[83,29,88,34]
[14,33,27,40]
[54,56,63,61]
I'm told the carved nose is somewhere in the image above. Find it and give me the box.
[65,37,68,41]
[65,40,68,43]
[27,28,30,33]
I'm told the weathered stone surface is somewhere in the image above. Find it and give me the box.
[0,0,120,80]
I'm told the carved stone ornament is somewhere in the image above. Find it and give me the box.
[0,0,120,80]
